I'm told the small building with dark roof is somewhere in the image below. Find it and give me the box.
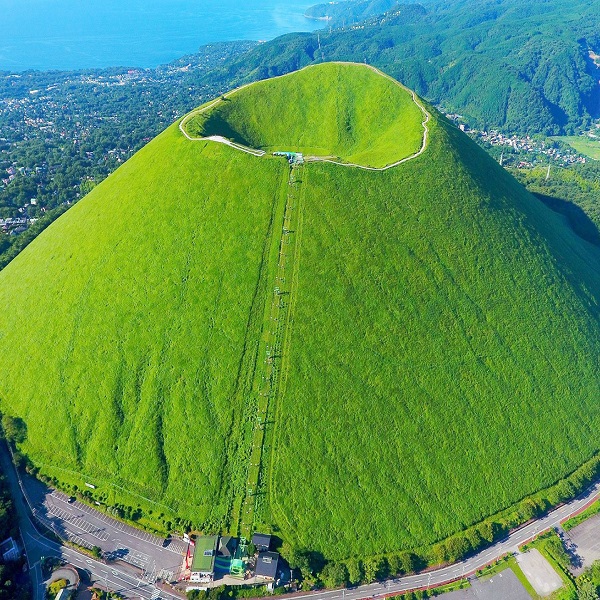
[0,538,19,562]
[255,551,279,580]
[217,535,237,558]
[251,532,271,551]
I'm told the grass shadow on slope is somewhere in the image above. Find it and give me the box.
[533,192,600,248]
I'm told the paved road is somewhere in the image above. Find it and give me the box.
[3,439,598,600]
[283,481,600,600]
[0,443,184,600]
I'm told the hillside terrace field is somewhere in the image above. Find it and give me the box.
[0,63,599,562]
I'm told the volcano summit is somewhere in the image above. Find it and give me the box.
[0,63,599,562]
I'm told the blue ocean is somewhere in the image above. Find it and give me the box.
[0,0,321,71]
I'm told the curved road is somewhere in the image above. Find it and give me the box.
[0,442,183,600]
[288,481,600,600]
[3,433,599,599]
[178,62,431,171]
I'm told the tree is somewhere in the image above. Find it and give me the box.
[288,548,325,580]
[362,557,386,583]
[445,535,470,562]
[475,520,496,544]
[519,498,541,521]
[399,552,419,575]
[464,527,483,553]
[387,554,403,576]
[432,542,448,565]
[346,558,363,585]
[289,548,312,578]
[1,415,27,445]
[321,562,348,588]
[577,580,599,600]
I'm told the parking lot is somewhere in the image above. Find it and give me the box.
[22,474,187,584]
[438,569,531,600]
[565,512,600,571]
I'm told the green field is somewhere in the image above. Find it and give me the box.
[0,124,289,529]
[0,63,600,562]
[553,136,600,160]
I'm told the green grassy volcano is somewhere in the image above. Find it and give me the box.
[183,63,425,168]
[0,63,599,561]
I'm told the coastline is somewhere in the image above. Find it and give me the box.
[303,14,332,21]
[0,0,322,72]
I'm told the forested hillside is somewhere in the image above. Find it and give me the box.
[304,0,402,26]
[220,0,600,134]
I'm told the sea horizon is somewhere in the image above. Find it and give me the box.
[0,0,321,72]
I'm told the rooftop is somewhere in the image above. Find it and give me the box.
[255,551,279,580]
[217,535,237,558]
[252,532,271,549]
[191,535,218,573]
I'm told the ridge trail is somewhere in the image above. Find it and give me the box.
[178,62,430,170]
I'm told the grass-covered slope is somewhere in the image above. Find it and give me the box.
[0,64,599,560]
[0,123,288,526]
[184,63,424,168]
[268,112,600,558]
